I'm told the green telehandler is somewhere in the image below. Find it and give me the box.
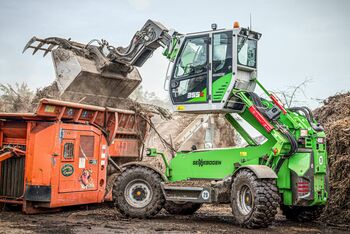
[25,20,328,228]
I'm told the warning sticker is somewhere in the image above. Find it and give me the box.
[44,105,55,113]
[61,164,74,177]
[79,157,86,168]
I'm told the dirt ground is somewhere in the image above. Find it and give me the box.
[0,204,347,234]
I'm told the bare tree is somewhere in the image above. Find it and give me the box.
[274,78,312,108]
[0,83,34,112]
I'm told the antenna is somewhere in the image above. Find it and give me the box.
[250,13,252,30]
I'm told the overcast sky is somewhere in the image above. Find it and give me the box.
[0,0,349,108]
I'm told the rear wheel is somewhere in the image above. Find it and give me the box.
[164,201,202,215]
[281,205,324,222]
[113,166,165,218]
[231,169,280,228]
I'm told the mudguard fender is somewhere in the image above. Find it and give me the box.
[121,162,168,182]
[233,165,277,179]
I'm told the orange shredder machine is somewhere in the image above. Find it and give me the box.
[0,99,150,213]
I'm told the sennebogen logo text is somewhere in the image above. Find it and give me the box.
[193,159,222,167]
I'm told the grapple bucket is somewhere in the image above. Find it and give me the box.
[24,19,172,102]
[52,48,141,101]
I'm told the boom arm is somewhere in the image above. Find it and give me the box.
[23,19,179,103]
[109,20,174,67]
[23,19,177,72]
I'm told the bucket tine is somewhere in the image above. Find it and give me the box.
[23,37,62,56]
[22,37,37,53]
[43,44,57,57]
[32,41,45,55]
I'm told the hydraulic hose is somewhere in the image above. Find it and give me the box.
[289,107,324,132]
[274,123,298,173]
[246,92,298,172]
[289,107,312,123]
[301,106,324,131]
[282,129,298,157]
[247,92,265,108]
[301,106,315,120]
[247,92,269,117]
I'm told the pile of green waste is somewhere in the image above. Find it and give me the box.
[314,92,350,226]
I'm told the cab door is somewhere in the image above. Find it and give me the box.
[59,129,100,193]
[212,31,233,103]
[170,34,210,104]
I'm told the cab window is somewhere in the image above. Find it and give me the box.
[170,35,209,104]
[237,36,257,68]
[79,135,94,158]
[212,31,233,103]
[63,142,74,159]
[174,37,208,78]
[213,31,232,74]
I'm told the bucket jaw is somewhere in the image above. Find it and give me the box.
[51,48,141,101]
[23,37,141,102]
[23,20,173,103]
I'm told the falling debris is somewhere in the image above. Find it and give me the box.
[30,81,172,119]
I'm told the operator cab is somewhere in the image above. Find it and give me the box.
[168,24,261,113]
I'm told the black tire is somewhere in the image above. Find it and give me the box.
[281,205,324,222]
[113,166,165,218]
[164,201,202,215]
[231,169,280,228]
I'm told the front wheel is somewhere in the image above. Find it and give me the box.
[113,166,165,218]
[231,169,280,228]
[164,201,202,215]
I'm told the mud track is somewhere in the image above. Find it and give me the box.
[0,204,347,234]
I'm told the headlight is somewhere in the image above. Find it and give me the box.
[317,137,325,144]
[300,129,308,137]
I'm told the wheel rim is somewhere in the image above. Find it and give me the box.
[124,179,153,208]
[237,185,253,215]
